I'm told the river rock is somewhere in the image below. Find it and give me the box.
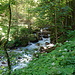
[18,57,22,59]
[30,37,38,43]
[40,46,45,52]
[36,43,40,46]
[43,35,48,38]
[47,44,54,48]
[33,53,39,58]
[2,62,6,64]
[45,42,50,45]
[38,37,43,40]
[0,56,2,59]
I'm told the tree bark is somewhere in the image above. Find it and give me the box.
[55,4,58,43]
[4,0,11,74]
[15,2,19,35]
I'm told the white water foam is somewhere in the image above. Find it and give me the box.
[0,34,54,71]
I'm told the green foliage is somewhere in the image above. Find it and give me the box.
[7,27,38,47]
[67,30,75,41]
[0,3,9,11]
[10,27,29,47]
[0,0,75,74]
[11,40,75,75]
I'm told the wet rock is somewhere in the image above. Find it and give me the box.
[45,42,50,45]
[18,57,22,59]
[33,53,39,58]
[30,38,38,43]
[36,43,40,46]
[2,62,6,64]
[39,37,43,40]
[47,44,54,49]
[41,51,46,53]
[40,47,45,52]
[0,56,2,59]
[40,46,44,50]
[43,35,48,38]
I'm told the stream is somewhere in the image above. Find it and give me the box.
[0,30,54,71]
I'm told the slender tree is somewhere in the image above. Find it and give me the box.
[55,1,58,43]
[3,0,11,74]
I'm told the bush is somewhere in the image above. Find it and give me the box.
[11,40,75,75]
[67,30,75,41]
[11,27,30,47]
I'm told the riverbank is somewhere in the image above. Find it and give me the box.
[0,36,54,74]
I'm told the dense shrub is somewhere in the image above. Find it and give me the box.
[7,27,39,48]
[11,40,75,75]
[67,30,75,41]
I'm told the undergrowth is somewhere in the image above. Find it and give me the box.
[11,40,75,75]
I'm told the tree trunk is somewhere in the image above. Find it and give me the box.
[55,5,58,43]
[4,0,11,74]
[15,2,19,35]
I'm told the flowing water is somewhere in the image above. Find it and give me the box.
[0,31,54,71]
